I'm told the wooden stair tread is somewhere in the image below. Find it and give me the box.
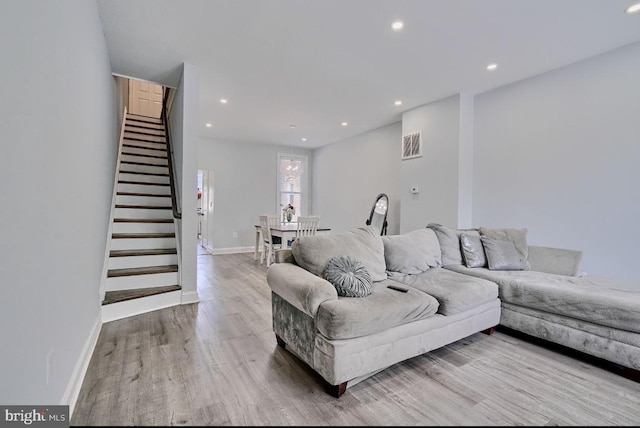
[116,191,172,197]
[120,160,168,167]
[123,143,166,152]
[112,232,175,239]
[107,265,178,277]
[121,151,168,160]
[114,218,173,223]
[115,204,172,210]
[126,113,162,123]
[119,170,169,177]
[109,248,177,257]
[118,179,170,186]
[122,139,166,148]
[102,285,181,305]
[124,125,165,135]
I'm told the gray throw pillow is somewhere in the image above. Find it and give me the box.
[427,223,480,266]
[481,236,528,271]
[479,227,530,269]
[460,233,486,268]
[323,255,372,297]
[382,228,442,274]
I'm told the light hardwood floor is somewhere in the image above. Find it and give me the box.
[71,251,640,426]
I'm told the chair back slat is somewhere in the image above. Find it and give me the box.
[296,216,320,238]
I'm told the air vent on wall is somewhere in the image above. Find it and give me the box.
[402,131,422,160]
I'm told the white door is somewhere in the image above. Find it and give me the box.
[128,79,163,118]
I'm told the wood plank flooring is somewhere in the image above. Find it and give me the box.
[71,252,640,426]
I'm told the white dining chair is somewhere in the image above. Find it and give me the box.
[259,214,282,267]
[296,216,320,239]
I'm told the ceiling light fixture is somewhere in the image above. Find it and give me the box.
[394,100,403,106]
[486,63,498,71]
[220,99,228,104]
[301,137,307,142]
[341,122,348,127]
[289,124,296,129]
[391,21,404,31]
[625,3,640,13]
[205,123,212,127]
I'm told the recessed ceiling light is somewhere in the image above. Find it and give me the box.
[341,122,348,127]
[301,137,307,142]
[391,21,404,31]
[220,99,228,104]
[394,100,403,106]
[625,3,640,13]
[205,123,212,127]
[486,63,498,71]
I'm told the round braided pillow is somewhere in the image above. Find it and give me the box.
[323,255,372,297]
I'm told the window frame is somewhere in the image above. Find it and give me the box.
[276,152,309,223]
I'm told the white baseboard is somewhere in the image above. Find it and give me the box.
[181,290,200,305]
[101,290,182,323]
[209,245,254,255]
[63,313,102,418]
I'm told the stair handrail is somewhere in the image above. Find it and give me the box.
[161,88,182,219]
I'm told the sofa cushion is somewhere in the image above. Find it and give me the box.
[382,228,442,274]
[292,225,387,282]
[388,268,498,315]
[481,236,528,271]
[316,279,439,340]
[460,233,487,268]
[324,255,372,297]
[479,227,530,269]
[427,224,480,266]
[444,265,640,334]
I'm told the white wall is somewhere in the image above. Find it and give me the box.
[474,41,640,281]
[198,138,313,250]
[0,0,116,406]
[169,63,200,302]
[400,95,464,233]
[312,123,402,235]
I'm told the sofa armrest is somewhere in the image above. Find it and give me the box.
[527,245,583,276]
[267,263,338,317]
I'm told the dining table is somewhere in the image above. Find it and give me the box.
[253,222,331,260]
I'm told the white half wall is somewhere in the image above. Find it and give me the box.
[312,122,402,235]
[473,41,640,281]
[0,0,116,405]
[198,138,313,250]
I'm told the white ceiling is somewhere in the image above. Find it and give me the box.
[97,0,640,149]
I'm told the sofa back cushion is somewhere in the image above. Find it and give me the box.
[382,228,442,274]
[292,225,387,282]
[427,223,480,266]
[479,227,530,270]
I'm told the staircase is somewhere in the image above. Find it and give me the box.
[101,112,181,322]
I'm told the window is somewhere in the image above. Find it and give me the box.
[277,153,308,222]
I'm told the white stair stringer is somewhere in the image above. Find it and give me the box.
[101,112,182,323]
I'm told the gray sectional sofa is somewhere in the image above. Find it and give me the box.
[266,224,640,397]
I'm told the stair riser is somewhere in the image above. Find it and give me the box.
[101,290,181,323]
[112,221,174,234]
[121,147,168,158]
[125,126,165,137]
[118,172,169,185]
[123,139,167,151]
[114,208,173,219]
[119,162,168,175]
[108,254,178,270]
[127,114,162,124]
[110,237,176,250]
[117,182,170,195]
[121,154,168,166]
[123,132,165,143]
[116,194,172,207]
[106,271,179,291]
